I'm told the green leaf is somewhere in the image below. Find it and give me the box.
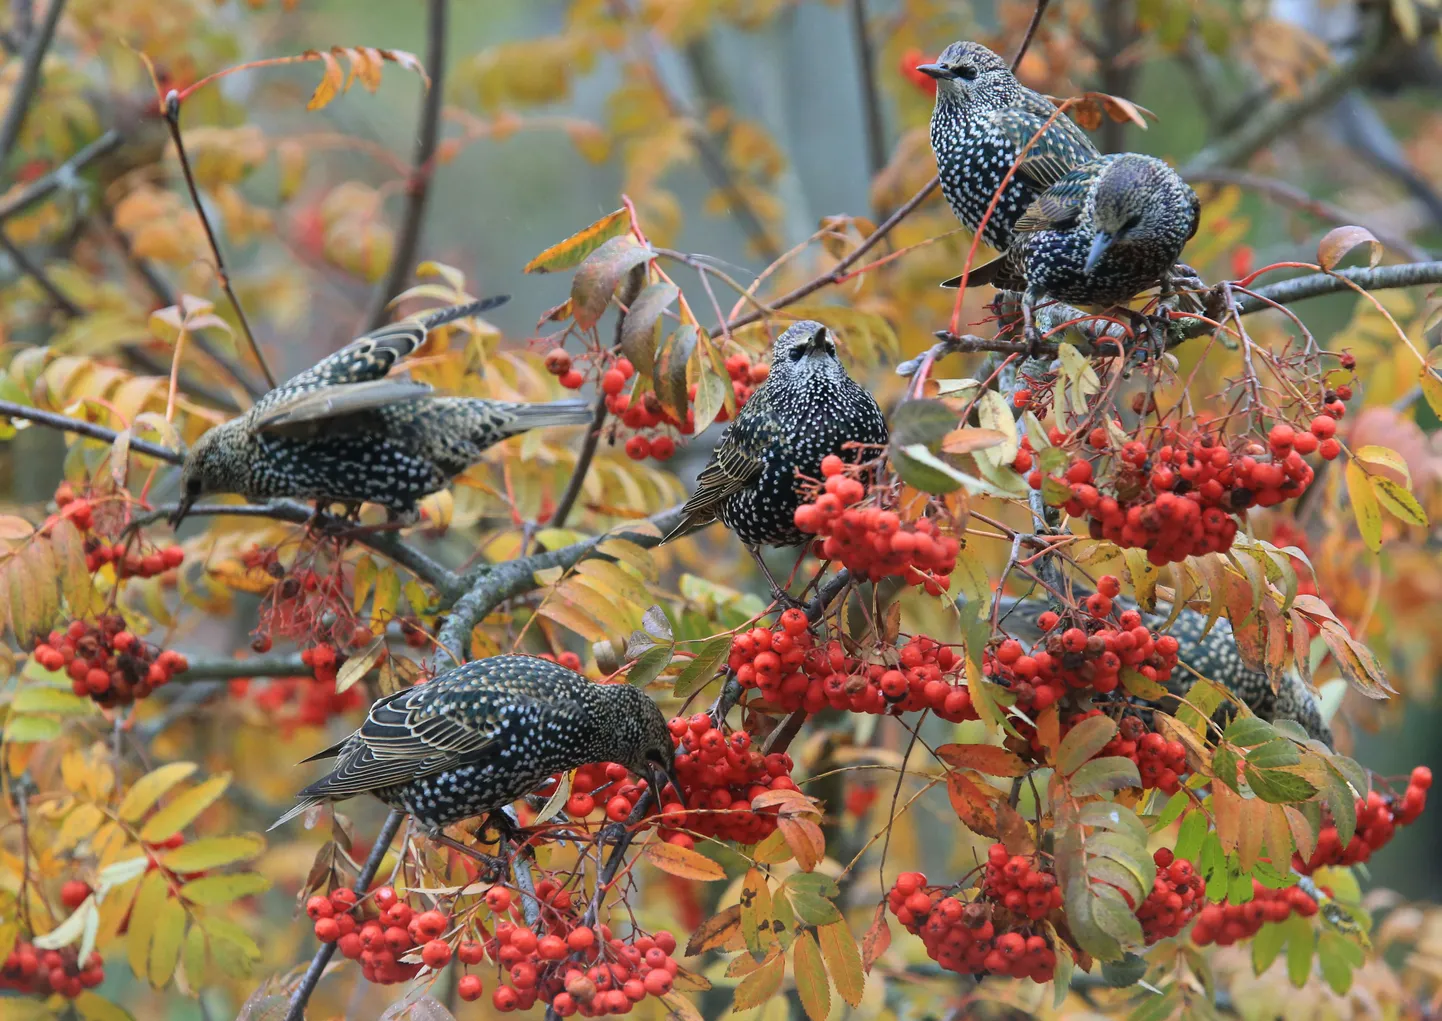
[619,281,678,379]
[1244,767,1318,804]
[1174,811,1206,863]
[1101,953,1148,987]
[1323,764,1359,847]
[1284,912,1314,987]
[1252,920,1287,975]
[891,443,963,494]
[1246,739,1301,769]
[672,635,730,698]
[1223,716,1276,747]
[1069,756,1141,797]
[12,686,94,715]
[889,398,958,446]
[179,873,271,906]
[1056,714,1118,775]
[1316,931,1357,995]
[626,644,673,687]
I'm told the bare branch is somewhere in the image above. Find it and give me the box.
[847,0,887,190]
[284,810,404,1021]
[171,652,307,682]
[437,505,687,660]
[162,93,276,389]
[0,397,180,463]
[0,127,122,222]
[0,0,64,170]
[1011,0,1053,70]
[0,227,81,314]
[713,175,939,337]
[1184,167,1429,263]
[361,0,448,332]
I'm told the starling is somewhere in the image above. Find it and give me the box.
[270,655,678,832]
[172,297,593,525]
[997,595,1333,747]
[663,321,888,581]
[919,41,1098,255]
[1003,153,1201,308]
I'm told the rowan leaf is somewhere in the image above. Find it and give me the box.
[935,743,1028,777]
[1317,225,1381,271]
[161,835,267,872]
[792,930,831,1021]
[138,774,231,844]
[672,634,730,698]
[684,905,742,956]
[1345,461,1382,553]
[642,842,725,881]
[945,769,999,837]
[861,902,890,973]
[1370,476,1428,527]
[148,896,185,987]
[740,868,777,961]
[1056,714,1118,774]
[335,635,385,694]
[654,323,697,422]
[119,763,198,823]
[571,236,652,330]
[179,872,271,906]
[524,208,632,274]
[818,920,864,1006]
[732,951,784,1011]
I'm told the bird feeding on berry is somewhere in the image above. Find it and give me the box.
[662,321,888,599]
[172,297,593,527]
[270,655,680,834]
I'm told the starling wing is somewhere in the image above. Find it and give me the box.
[664,412,776,541]
[269,677,586,829]
[1011,163,1094,235]
[250,376,435,436]
[990,106,1097,193]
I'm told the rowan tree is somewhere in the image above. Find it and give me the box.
[0,2,1441,1021]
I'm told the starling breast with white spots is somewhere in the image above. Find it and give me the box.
[271,655,676,831]
[665,321,889,549]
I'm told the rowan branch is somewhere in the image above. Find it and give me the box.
[163,93,276,389]
[0,398,180,463]
[1182,12,1398,174]
[361,0,448,332]
[437,505,687,661]
[0,228,82,315]
[169,652,307,682]
[284,809,404,1021]
[0,0,65,171]
[0,127,122,221]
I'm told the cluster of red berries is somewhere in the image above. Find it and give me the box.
[230,673,365,731]
[1104,716,1189,795]
[308,885,457,987]
[490,914,680,1017]
[662,715,797,845]
[980,844,1064,921]
[1030,417,1339,564]
[299,643,345,687]
[1136,849,1205,943]
[992,589,1180,711]
[728,612,978,722]
[36,617,188,706]
[1190,880,1319,947]
[887,872,1059,982]
[1294,767,1431,873]
[538,650,585,673]
[793,455,959,594]
[84,539,185,579]
[1,940,104,999]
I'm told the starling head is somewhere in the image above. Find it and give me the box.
[1083,156,1174,274]
[173,421,251,526]
[917,41,1016,109]
[768,320,847,391]
[609,684,681,801]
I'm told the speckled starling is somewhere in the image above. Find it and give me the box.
[270,655,677,832]
[997,595,1333,747]
[173,297,593,525]
[1004,153,1201,308]
[920,41,1098,255]
[663,321,888,554]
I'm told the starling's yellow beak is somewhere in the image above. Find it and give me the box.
[1084,231,1116,275]
[916,62,954,80]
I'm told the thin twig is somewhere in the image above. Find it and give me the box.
[847,0,886,191]
[0,0,64,171]
[284,810,404,1021]
[361,0,448,332]
[548,392,607,532]
[162,92,275,389]
[1011,0,1053,70]
[1184,167,1428,263]
[713,175,939,338]
[0,228,81,314]
[0,127,122,222]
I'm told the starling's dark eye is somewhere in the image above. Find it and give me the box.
[789,346,807,362]
[956,64,978,81]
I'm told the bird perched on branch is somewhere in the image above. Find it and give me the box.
[663,321,888,597]
[919,40,1098,255]
[996,594,1333,747]
[271,655,678,833]
[943,153,1202,312]
[171,297,592,526]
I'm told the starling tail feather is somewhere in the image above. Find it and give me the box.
[664,321,888,549]
[271,656,675,831]
[174,297,594,525]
